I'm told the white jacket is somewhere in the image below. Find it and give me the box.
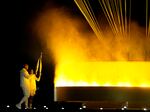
[20,68,30,88]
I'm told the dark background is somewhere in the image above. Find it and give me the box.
[1,0,149,106]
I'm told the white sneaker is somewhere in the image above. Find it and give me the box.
[16,104,21,109]
[25,105,28,109]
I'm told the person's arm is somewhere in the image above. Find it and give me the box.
[23,70,30,79]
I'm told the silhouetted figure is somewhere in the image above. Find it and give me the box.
[16,64,30,109]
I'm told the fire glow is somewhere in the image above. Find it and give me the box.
[33,0,150,87]
[55,61,150,87]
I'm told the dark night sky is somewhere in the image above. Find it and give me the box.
[0,0,149,105]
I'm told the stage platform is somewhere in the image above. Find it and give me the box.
[1,101,150,111]
[54,86,150,111]
[2,87,150,111]
[55,87,150,102]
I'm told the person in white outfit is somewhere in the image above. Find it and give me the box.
[28,69,41,109]
[16,64,30,109]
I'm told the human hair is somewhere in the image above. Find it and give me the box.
[23,64,29,68]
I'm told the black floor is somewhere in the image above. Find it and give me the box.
[1,102,150,112]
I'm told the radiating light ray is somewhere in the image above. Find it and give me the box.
[146,0,148,38]
[74,0,103,40]
[105,0,118,34]
[74,0,95,35]
[110,0,127,38]
[110,0,119,35]
[74,0,146,42]
[119,0,125,37]
[128,0,131,39]
[98,0,129,39]
[84,0,103,39]
[146,0,150,38]
[74,0,112,55]
[125,0,127,38]
[98,0,118,37]
[106,0,120,36]
[114,0,124,38]
[87,0,103,40]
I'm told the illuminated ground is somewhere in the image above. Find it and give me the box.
[1,101,150,111]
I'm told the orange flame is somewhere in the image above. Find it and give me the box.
[33,8,150,87]
[55,61,150,87]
